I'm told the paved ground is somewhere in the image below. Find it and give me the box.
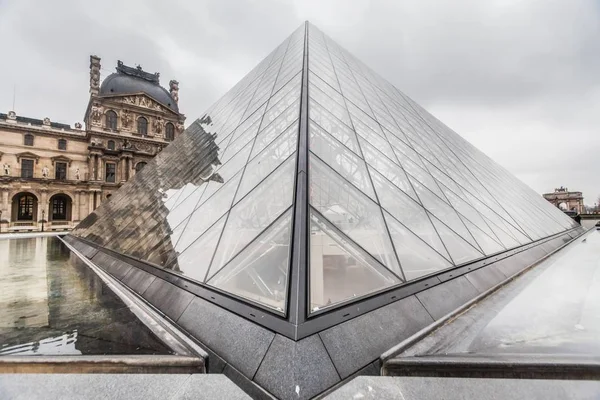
[0,374,251,400]
[324,376,600,400]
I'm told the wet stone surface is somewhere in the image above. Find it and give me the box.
[0,236,172,356]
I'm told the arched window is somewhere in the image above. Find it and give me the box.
[58,139,67,150]
[137,117,148,135]
[107,140,115,150]
[24,134,34,146]
[135,162,147,173]
[16,194,36,221]
[105,110,118,130]
[165,123,175,141]
[50,195,69,220]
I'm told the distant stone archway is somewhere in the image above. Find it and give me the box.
[543,187,584,214]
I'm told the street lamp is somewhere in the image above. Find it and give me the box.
[41,209,45,232]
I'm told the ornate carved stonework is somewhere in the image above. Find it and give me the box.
[43,117,51,126]
[90,55,101,93]
[7,111,16,120]
[75,122,82,129]
[153,117,163,135]
[169,80,179,104]
[91,104,103,125]
[176,122,185,133]
[121,109,132,129]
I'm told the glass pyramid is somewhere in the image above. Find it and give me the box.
[72,22,578,319]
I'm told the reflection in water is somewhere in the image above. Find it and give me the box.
[0,236,172,356]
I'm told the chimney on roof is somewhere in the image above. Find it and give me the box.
[169,80,179,104]
[90,55,101,95]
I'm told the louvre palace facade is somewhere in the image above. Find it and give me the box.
[0,57,186,233]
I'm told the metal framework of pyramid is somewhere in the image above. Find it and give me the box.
[72,22,579,337]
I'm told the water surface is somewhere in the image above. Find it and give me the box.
[0,236,172,356]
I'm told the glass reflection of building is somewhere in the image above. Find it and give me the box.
[0,237,170,356]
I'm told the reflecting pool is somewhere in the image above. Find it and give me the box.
[0,236,172,356]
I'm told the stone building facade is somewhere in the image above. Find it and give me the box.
[0,56,185,233]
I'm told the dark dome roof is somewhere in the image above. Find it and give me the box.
[100,72,179,113]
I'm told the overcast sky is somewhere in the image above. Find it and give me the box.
[1,0,598,204]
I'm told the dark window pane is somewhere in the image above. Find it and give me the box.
[165,123,175,141]
[106,110,118,130]
[58,139,67,150]
[21,159,34,178]
[107,140,115,150]
[137,117,148,135]
[17,194,35,221]
[105,163,116,183]
[55,162,67,180]
[52,196,68,220]
[24,134,34,146]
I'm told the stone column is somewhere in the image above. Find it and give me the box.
[79,191,87,220]
[129,158,134,180]
[39,189,48,232]
[97,156,103,182]
[88,191,95,214]
[72,191,80,223]
[88,156,94,180]
[0,188,9,233]
[119,158,126,182]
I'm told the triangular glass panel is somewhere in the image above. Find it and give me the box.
[384,211,452,281]
[309,122,376,200]
[176,171,242,253]
[308,101,361,156]
[309,153,402,277]
[309,116,360,156]
[430,215,483,265]
[411,178,482,252]
[208,156,296,279]
[165,185,207,230]
[370,167,451,262]
[360,140,418,202]
[208,208,293,313]
[236,123,298,203]
[461,218,505,256]
[174,214,228,283]
[309,210,401,313]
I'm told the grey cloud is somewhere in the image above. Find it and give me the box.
[0,0,598,202]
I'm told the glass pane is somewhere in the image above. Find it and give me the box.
[309,94,351,127]
[236,126,298,203]
[208,156,296,278]
[430,215,483,265]
[370,167,451,262]
[309,153,402,276]
[166,184,206,229]
[361,141,418,202]
[309,210,400,313]
[308,101,361,156]
[309,122,376,200]
[252,119,299,159]
[176,171,242,253]
[384,211,452,281]
[175,214,227,283]
[411,178,482,251]
[208,208,293,313]
[463,218,504,256]
[201,142,252,202]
